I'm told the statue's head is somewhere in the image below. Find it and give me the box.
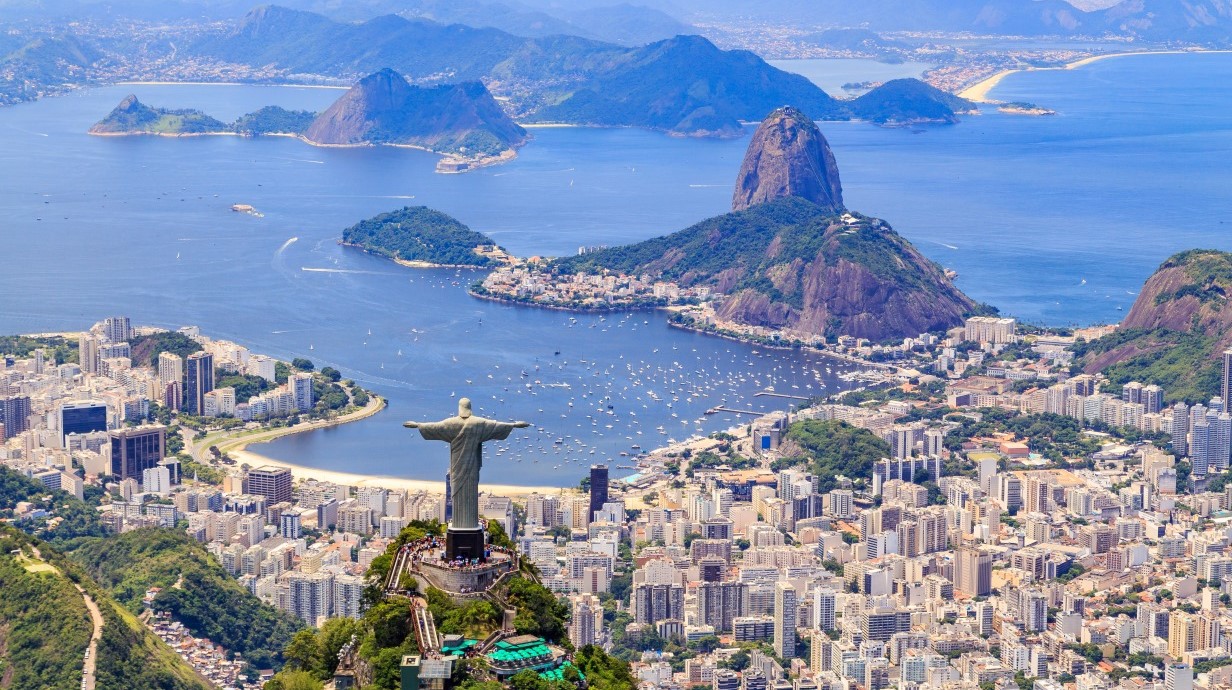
[458,397,473,418]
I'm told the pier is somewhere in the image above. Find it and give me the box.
[705,406,765,416]
[753,392,811,401]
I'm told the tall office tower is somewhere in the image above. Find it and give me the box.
[589,464,609,521]
[813,587,837,631]
[0,395,32,439]
[444,472,452,522]
[158,352,184,389]
[60,399,108,444]
[80,334,102,375]
[184,351,215,415]
[248,466,293,504]
[290,372,315,412]
[1171,402,1190,457]
[102,316,132,343]
[955,546,992,597]
[773,582,797,659]
[109,425,167,480]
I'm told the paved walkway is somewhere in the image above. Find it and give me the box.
[74,584,103,690]
[29,546,102,690]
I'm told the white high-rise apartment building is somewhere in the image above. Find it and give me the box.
[774,581,797,658]
[570,594,603,648]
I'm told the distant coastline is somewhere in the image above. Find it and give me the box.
[114,80,349,90]
[959,49,1232,103]
[88,126,518,172]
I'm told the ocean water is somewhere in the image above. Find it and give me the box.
[766,58,934,95]
[2,53,1230,484]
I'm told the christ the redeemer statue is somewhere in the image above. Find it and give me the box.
[404,398,528,561]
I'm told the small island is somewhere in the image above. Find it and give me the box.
[997,101,1057,116]
[340,206,513,268]
[89,69,529,173]
[89,95,314,137]
[303,68,528,173]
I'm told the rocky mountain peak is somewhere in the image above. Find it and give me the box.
[732,106,844,213]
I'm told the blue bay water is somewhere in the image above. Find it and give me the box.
[1,53,1230,484]
[766,58,934,95]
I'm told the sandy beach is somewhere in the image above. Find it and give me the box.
[228,448,570,498]
[204,396,569,497]
[959,49,1232,103]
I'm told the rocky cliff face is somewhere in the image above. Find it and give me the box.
[1120,250,1232,336]
[711,208,976,341]
[554,105,977,341]
[303,68,528,156]
[1074,250,1232,402]
[732,107,843,213]
[88,94,159,133]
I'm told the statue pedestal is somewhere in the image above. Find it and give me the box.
[445,526,486,562]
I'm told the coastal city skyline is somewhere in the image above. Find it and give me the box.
[5,3,1232,690]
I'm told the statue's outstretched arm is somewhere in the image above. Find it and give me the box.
[513,421,531,428]
[403,421,421,428]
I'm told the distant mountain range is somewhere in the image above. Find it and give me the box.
[0,0,693,46]
[4,0,1232,44]
[184,7,972,136]
[653,0,1232,42]
[289,0,693,46]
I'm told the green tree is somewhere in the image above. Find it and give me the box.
[785,419,890,492]
[283,629,323,673]
[265,670,324,690]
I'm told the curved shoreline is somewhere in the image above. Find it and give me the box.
[209,395,571,497]
[202,396,386,460]
[467,288,662,313]
[959,49,1232,103]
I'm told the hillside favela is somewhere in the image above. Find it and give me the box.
[7,2,1232,690]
